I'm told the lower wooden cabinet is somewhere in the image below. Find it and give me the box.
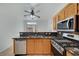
[42,39,51,54]
[66,51,73,56]
[34,39,43,54]
[26,38,51,55]
[26,39,35,54]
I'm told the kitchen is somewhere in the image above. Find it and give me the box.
[0,3,79,56]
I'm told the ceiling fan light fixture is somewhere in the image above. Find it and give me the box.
[30,15,36,18]
[24,6,40,19]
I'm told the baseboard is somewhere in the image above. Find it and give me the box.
[15,54,27,56]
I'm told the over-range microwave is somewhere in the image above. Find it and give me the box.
[57,15,79,32]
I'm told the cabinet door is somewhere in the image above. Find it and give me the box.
[52,15,58,30]
[65,4,77,18]
[26,39,35,54]
[66,51,73,56]
[26,38,51,55]
[34,39,43,55]
[52,16,56,30]
[77,4,79,15]
[58,10,65,21]
[42,39,51,55]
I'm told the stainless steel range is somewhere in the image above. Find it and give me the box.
[51,33,79,56]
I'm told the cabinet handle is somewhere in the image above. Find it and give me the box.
[67,35,74,37]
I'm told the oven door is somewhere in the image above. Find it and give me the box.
[51,40,64,56]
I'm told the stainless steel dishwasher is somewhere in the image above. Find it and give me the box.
[14,39,26,55]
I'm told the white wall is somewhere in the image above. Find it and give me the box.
[24,19,49,32]
[36,20,49,32]
[0,4,24,52]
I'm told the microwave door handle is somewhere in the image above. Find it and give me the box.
[67,20,69,29]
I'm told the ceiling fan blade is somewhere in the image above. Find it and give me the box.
[34,15,40,18]
[24,14,30,17]
[24,10,31,13]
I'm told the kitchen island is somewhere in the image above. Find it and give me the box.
[13,37,52,56]
[13,32,57,56]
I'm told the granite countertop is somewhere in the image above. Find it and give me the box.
[13,36,52,40]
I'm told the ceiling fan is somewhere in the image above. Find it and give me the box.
[24,7,40,19]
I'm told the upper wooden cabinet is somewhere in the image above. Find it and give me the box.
[52,3,79,30]
[58,10,65,21]
[52,15,58,30]
[65,3,77,18]
[77,4,79,15]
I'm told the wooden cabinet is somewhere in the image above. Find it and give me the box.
[42,39,51,54]
[26,38,51,55]
[66,51,73,56]
[77,4,79,15]
[52,3,78,28]
[65,3,77,18]
[34,39,43,54]
[58,10,65,21]
[66,49,74,56]
[58,3,77,21]
[26,39,35,54]
[52,15,58,30]
[52,16,56,30]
